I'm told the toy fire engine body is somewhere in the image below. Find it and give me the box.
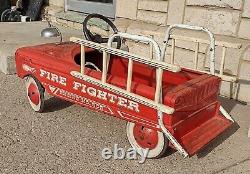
[15,14,234,158]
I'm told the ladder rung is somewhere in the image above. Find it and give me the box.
[81,45,85,75]
[102,51,108,83]
[155,68,163,102]
[126,58,133,92]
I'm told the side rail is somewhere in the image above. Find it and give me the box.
[162,24,241,83]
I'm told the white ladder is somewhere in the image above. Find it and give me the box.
[70,32,189,157]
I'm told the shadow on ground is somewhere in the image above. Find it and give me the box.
[44,97,73,113]
[42,95,244,158]
[219,96,246,112]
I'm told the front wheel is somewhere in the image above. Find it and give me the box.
[25,76,45,112]
[126,122,169,159]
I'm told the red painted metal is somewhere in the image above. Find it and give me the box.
[28,83,40,105]
[15,42,233,156]
[133,124,159,150]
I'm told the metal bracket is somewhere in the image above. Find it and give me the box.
[162,24,216,75]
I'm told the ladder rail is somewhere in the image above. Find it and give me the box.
[70,71,175,114]
[70,36,180,114]
[71,37,180,72]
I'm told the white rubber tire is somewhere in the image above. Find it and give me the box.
[25,76,45,112]
[126,122,168,159]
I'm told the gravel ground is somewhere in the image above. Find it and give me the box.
[0,73,249,174]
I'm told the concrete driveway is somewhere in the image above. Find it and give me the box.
[0,73,250,174]
[0,22,82,74]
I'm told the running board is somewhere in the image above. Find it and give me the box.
[158,108,233,158]
[180,114,232,156]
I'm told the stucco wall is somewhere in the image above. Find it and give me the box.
[48,0,250,40]
[116,0,250,40]
[47,0,250,103]
[48,0,64,7]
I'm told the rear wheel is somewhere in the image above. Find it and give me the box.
[126,122,169,158]
[25,76,45,112]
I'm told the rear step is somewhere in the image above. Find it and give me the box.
[180,114,232,156]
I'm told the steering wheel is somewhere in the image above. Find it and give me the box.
[83,13,122,49]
